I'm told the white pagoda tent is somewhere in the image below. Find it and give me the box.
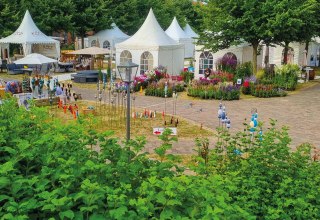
[115,9,184,76]
[88,23,129,50]
[184,23,198,39]
[166,17,194,58]
[0,10,60,59]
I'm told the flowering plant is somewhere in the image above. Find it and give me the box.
[188,82,240,100]
[145,79,184,97]
[251,84,287,98]
[209,70,234,82]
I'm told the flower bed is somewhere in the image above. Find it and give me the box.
[251,84,287,98]
[188,84,240,100]
[133,66,171,91]
[145,80,184,98]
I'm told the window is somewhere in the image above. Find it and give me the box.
[120,50,132,64]
[91,40,96,47]
[103,40,110,49]
[222,52,237,62]
[199,51,213,75]
[140,51,153,74]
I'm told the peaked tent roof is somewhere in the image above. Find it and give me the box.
[94,23,129,39]
[0,10,58,44]
[184,23,198,38]
[117,9,178,47]
[165,17,189,40]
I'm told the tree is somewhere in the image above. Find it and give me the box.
[109,0,194,35]
[19,0,74,35]
[71,0,111,48]
[268,0,319,64]
[199,0,272,74]
[0,0,20,38]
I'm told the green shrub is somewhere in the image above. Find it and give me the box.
[260,64,299,91]
[179,71,194,83]
[1,99,320,219]
[192,121,320,219]
[234,62,253,82]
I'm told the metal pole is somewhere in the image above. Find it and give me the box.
[126,69,131,141]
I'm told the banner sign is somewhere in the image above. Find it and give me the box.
[153,127,177,136]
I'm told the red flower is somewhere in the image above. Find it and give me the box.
[243,81,250,88]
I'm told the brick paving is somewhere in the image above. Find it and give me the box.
[72,81,320,153]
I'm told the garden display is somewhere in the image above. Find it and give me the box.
[145,80,184,98]
[187,71,240,100]
[240,64,299,98]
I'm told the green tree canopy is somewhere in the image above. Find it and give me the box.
[71,0,111,48]
[19,0,74,35]
[268,0,319,64]
[199,0,273,74]
[0,0,21,38]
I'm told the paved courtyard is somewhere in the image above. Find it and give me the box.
[73,81,320,153]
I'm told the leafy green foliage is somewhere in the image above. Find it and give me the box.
[1,98,319,219]
[192,121,320,218]
[260,64,300,91]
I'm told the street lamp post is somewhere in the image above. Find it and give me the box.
[117,61,139,141]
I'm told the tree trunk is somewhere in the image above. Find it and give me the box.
[252,42,259,74]
[283,41,289,64]
[81,36,85,49]
[264,44,269,68]
[305,41,309,66]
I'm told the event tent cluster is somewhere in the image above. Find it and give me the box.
[165,17,195,58]
[115,9,195,76]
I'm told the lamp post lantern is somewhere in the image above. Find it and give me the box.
[117,61,139,141]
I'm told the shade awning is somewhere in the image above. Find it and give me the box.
[14,53,58,65]
[68,46,110,55]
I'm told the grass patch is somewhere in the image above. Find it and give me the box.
[288,80,319,95]
[50,100,214,140]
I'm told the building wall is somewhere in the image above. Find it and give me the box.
[194,40,320,79]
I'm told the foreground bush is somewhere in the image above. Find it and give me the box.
[1,99,319,219]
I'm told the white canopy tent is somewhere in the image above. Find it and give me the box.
[0,10,60,60]
[115,9,184,76]
[88,23,129,51]
[165,17,194,58]
[14,53,57,65]
[184,23,199,39]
